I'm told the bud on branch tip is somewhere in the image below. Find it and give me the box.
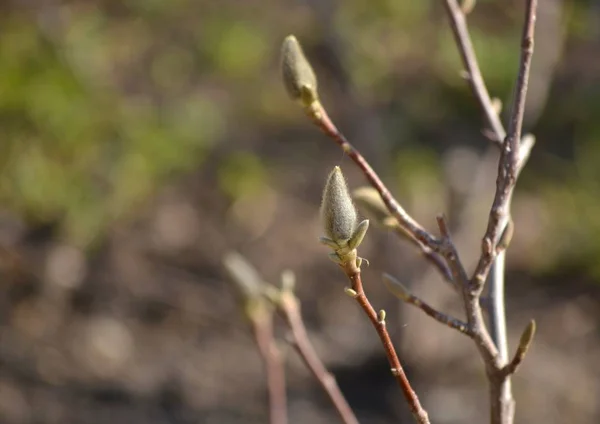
[321,167,358,243]
[319,167,369,268]
[281,35,319,109]
[382,273,411,301]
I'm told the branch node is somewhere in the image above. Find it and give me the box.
[344,287,358,298]
[378,309,387,325]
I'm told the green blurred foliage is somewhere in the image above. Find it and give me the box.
[0,0,599,279]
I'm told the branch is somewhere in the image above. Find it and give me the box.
[442,0,506,143]
[382,273,473,336]
[251,315,288,424]
[342,264,430,424]
[471,0,538,293]
[222,252,288,424]
[277,291,360,424]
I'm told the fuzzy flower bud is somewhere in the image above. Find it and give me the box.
[280,35,319,108]
[320,166,358,243]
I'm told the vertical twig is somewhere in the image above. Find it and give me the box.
[222,252,289,424]
[251,317,288,424]
[278,292,360,424]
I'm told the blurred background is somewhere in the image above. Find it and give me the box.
[1,0,599,423]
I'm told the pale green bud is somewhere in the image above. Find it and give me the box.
[280,35,319,108]
[320,166,358,244]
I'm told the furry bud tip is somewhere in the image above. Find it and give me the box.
[320,166,358,243]
[281,35,318,108]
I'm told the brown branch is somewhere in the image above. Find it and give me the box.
[343,265,430,424]
[251,316,288,424]
[442,0,506,143]
[392,226,455,287]
[382,273,473,336]
[222,251,289,424]
[278,292,360,424]
[471,0,538,292]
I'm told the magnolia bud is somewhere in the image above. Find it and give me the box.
[281,35,319,108]
[320,166,358,243]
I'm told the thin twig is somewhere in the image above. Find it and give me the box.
[442,0,506,143]
[471,0,537,293]
[222,251,289,424]
[343,265,430,424]
[251,316,288,424]
[392,226,455,287]
[383,273,473,336]
[278,292,360,424]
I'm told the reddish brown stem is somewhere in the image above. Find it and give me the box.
[346,269,430,424]
[279,293,360,424]
[251,317,288,424]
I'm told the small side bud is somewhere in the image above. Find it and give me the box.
[378,309,386,324]
[353,187,395,228]
[382,273,411,301]
[222,251,265,301]
[504,318,536,376]
[320,166,358,244]
[518,319,536,354]
[281,35,319,108]
[344,287,358,298]
[497,218,514,252]
[491,97,503,115]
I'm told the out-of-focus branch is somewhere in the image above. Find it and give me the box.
[276,285,360,424]
[442,0,506,144]
[222,252,288,424]
[251,315,288,424]
[383,273,472,336]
